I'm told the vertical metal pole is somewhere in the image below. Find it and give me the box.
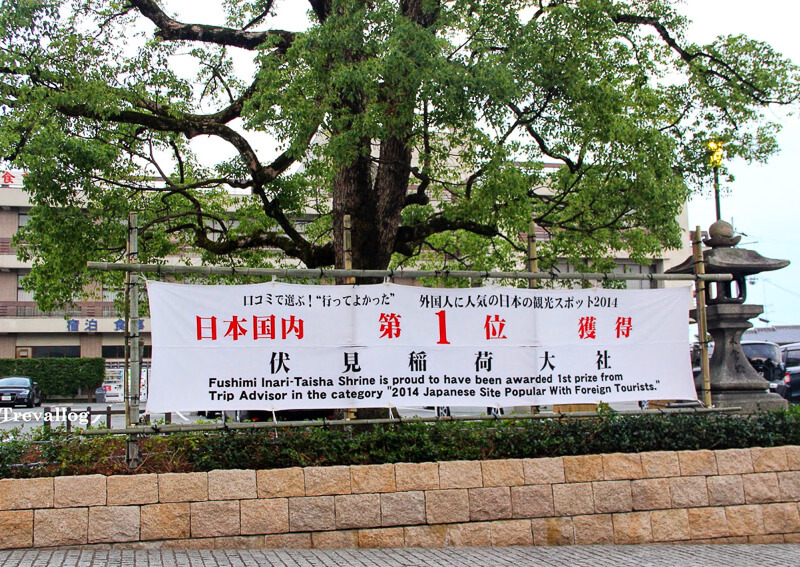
[693,227,712,407]
[527,221,540,414]
[343,214,356,420]
[713,166,721,221]
[343,215,355,285]
[126,212,141,467]
[527,221,538,290]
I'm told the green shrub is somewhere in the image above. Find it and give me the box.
[2,408,800,478]
[0,358,105,397]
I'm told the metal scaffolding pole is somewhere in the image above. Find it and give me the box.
[87,262,733,283]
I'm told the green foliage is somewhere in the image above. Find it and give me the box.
[3,409,800,478]
[0,358,104,397]
[1,1,797,306]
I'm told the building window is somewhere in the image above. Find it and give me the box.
[17,273,35,302]
[102,345,152,359]
[31,346,81,358]
[18,212,30,228]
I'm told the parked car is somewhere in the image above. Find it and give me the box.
[0,376,42,408]
[740,340,785,393]
[780,343,800,403]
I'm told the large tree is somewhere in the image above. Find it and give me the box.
[1,0,797,307]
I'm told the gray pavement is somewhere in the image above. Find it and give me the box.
[2,545,800,567]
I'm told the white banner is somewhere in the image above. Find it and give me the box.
[145,281,696,413]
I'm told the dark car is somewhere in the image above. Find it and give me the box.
[0,376,42,408]
[741,341,785,392]
[780,343,800,403]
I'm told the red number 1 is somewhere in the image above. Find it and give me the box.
[435,310,450,344]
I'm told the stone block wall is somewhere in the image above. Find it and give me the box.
[2,446,800,549]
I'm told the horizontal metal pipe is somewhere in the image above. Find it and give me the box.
[87,262,732,282]
[77,407,740,436]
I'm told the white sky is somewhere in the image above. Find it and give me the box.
[683,1,800,328]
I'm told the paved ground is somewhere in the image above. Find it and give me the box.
[2,546,800,567]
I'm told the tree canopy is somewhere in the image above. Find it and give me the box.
[1,0,798,308]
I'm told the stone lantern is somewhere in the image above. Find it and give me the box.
[668,220,789,411]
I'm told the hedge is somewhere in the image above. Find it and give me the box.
[2,407,800,478]
[0,358,105,398]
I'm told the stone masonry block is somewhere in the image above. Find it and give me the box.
[257,468,305,498]
[612,511,652,544]
[305,465,351,496]
[688,507,729,539]
[490,519,534,546]
[743,472,781,504]
[511,485,554,519]
[778,471,800,501]
[335,493,381,530]
[439,461,483,489]
[107,474,158,506]
[263,533,312,548]
[650,509,690,542]
[0,510,32,549]
[240,498,289,535]
[88,506,140,543]
[54,475,106,508]
[34,508,88,547]
[593,480,632,513]
[394,463,440,492]
[381,491,426,527]
[748,534,786,544]
[751,447,789,473]
[532,517,574,546]
[707,475,745,506]
[358,527,405,548]
[762,503,800,534]
[482,459,524,487]
[573,514,614,545]
[716,449,755,475]
[0,478,53,510]
[445,523,492,547]
[552,482,594,516]
[468,487,512,521]
[785,446,800,470]
[522,457,565,485]
[563,455,603,483]
[190,500,240,538]
[140,503,190,541]
[631,478,671,511]
[208,469,257,500]
[404,525,447,547]
[640,451,680,478]
[426,489,470,524]
[159,472,208,502]
[725,505,765,537]
[289,496,335,532]
[603,453,643,480]
[350,464,396,494]
[669,476,709,508]
[311,530,358,549]
[678,450,718,476]
[395,462,439,491]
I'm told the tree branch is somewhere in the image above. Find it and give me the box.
[129,0,294,52]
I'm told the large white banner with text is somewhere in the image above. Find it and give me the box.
[145,281,696,413]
